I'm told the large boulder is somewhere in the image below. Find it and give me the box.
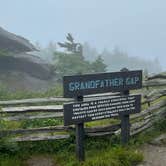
[0,53,53,80]
[0,27,37,53]
[0,27,55,91]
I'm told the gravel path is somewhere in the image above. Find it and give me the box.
[26,155,56,166]
[138,144,166,166]
[138,134,166,166]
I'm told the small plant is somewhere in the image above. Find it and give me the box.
[21,118,62,129]
[0,138,19,155]
[0,49,8,57]
[153,116,166,132]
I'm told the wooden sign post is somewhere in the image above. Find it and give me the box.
[120,68,130,145]
[63,70,142,161]
[120,90,130,144]
[75,95,85,161]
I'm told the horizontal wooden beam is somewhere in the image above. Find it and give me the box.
[131,100,166,120]
[0,112,63,121]
[1,124,120,136]
[1,93,165,114]
[0,93,119,106]
[0,97,72,106]
[143,80,166,87]
[130,121,153,136]
[1,105,63,113]
[0,126,72,136]
[147,74,166,80]
[144,89,166,98]
[85,124,120,133]
[12,134,70,142]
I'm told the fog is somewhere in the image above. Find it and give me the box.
[0,0,166,70]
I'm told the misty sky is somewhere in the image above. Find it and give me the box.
[0,0,166,70]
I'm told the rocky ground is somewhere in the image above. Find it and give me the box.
[138,134,166,166]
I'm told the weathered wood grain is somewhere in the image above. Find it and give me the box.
[0,97,72,106]
[147,73,166,80]
[131,101,166,120]
[143,80,166,87]
[0,105,63,113]
[0,126,72,137]
[0,79,165,141]
[12,134,70,142]
[0,93,120,106]
[0,112,63,121]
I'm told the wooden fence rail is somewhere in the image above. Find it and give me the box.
[0,75,165,142]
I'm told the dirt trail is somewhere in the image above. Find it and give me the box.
[138,134,166,166]
[26,155,56,166]
[138,144,166,166]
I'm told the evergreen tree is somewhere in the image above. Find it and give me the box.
[91,56,107,73]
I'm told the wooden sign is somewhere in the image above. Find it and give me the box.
[63,69,142,161]
[63,70,142,98]
[64,95,141,126]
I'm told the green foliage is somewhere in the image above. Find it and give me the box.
[153,116,166,132]
[0,84,63,100]
[0,119,7,130]
[85,119,119,127]
[0,49,8,57]
[54,52,107,81]
[55,141,143,166]
[0,156,23,166]
[0,118,19,155]
[83,147,143,166]
[130,116,166,147]
[91,56,107,73]
[0,134,143,166]
[0,84,10,100]
[21,119,62,129]
[0,139,19,155]
[54,52,91,80]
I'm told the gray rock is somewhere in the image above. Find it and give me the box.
[0,27,56,91]
[0,71,55,92]
[0,53,54,80]
[0,27,37,53]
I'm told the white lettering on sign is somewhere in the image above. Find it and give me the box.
[68,78,124,92]
[64,95,140,125]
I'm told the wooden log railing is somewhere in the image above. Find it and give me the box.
[0,75,165,142]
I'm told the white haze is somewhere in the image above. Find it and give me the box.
[0,0,166,71]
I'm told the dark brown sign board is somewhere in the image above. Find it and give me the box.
[64,94,141,126]
[63,70,142,98]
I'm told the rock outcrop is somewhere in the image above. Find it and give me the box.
[0,27,55,91]
[0,53,53,80]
